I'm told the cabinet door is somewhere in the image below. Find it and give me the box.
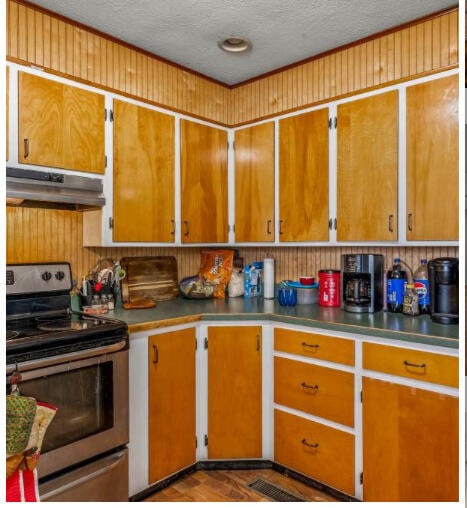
[18,72,105,173]
[362,377,458,501]
[207,326,262,458]
[337,91,398,241]
[279,108,329,242]
[234,122,275,242]
[113,100,175,242]
[148,328,196,484]
[180,119,228,243]
[6,66,9,161]
[406,75,458,241]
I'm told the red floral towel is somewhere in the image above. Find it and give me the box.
[6,469,39,502]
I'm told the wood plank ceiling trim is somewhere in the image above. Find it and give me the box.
[6,0,458,126]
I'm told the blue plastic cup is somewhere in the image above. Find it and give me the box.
[278,288,297,306]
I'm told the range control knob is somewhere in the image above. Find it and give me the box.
[55,271,65,281]
[41,271,52,281]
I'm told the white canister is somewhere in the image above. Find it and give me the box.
[263,258,275,299]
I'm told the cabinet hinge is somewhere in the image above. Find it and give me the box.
[109,217,114,229]
[104,108,107,121]
[328,117,337,129]
[105,155,107,168]
[204,337,208,349]
[360,472,363,485]
[195,436,198,448]
[360,390,363,403]
[110,109,114,122]
[333,116,337,129]
[328,218,332,230]
[195,338,197,350]
[333,218,337,230]
[204,434,208,446]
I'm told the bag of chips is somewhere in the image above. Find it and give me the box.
[199,250,234,298]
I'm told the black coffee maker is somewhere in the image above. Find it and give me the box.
[428,257,458,324]
[341,254,384,313]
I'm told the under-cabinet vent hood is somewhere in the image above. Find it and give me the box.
[6,167,105,208]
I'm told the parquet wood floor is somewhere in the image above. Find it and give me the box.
[143,468,341,502]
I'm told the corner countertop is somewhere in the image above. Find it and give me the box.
[105,296,459,351]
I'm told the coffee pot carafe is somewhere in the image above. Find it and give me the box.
[428,257,458,324]
[341,254,384,313]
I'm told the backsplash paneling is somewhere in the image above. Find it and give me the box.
[6,207,458,285]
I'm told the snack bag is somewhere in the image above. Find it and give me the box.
[199,250,234,298]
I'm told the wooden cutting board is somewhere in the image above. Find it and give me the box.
[120,256,179,304]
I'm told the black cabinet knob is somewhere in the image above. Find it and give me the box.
[41,271,52,281]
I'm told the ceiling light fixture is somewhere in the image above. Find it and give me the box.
[218,36,251,53]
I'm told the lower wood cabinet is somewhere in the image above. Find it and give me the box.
[274,409,355,496]
[207,326,262,459]
[148,328,196,483]
[362,377,459,502]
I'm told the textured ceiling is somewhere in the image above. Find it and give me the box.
[28,0,457,85]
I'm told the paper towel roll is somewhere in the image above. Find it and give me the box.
[263,258,275,299]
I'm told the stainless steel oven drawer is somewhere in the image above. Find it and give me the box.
[39,447,128,502]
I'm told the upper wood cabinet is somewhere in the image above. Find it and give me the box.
[180,119,228,243]
[18,72,105,173]
[148,328,196,484]
[113,100,175,242]
[336,90,398,241]
[279,108,329,242]
[406,75,458,241]
[234,122,275,242]
[207,326,262,459]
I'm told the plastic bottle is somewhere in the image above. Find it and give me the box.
[413,259,431,314]
[386,258,407,313]
[402,284,419,316]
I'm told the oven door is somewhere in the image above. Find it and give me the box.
[6,341,129,479]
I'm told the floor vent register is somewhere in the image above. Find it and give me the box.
[247,479,305,502]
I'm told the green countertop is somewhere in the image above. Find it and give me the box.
[103,296,459,350]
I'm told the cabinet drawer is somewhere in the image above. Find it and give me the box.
[362,342,458,388]
[274,357,354,427]
[274,409,355,496]
[274,328,354,366]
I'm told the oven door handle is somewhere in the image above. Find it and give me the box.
[6,340,127,375]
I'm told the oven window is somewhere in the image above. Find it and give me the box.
[15,362,114,453]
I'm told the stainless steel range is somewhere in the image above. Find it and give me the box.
[6,262,129,502]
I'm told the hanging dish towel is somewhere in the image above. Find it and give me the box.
[6,387,57,502]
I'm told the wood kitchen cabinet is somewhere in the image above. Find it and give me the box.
[362,342,458,501]
[279,108,329,242]
[18,71,105,173]
[336,90,398,241]
[273,327,355,496]
[180,119,228,243]
[406,75,458,241]
[148,328,196,484]
[207,326,262,459]
[113,100,175,242]
[234,122,275,242]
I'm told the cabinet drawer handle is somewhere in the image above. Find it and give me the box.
[183,220,189,237]
[301,438,319,448]
[301,342,320,349]
[256,334,261,351]
[267,219,272,235]
[279,219,284,235]
[152,344,159,364]
[403,360,426,369]
[301,382,319,390]
[388,214,394,232]
[170,220,175,236]
[23,138,30,158]
[407,213,413,232]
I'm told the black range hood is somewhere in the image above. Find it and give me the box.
[6,167,105,208]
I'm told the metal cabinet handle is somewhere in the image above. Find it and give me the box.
[301,342,320,349]
[267,220,272,235]
[152,344,159,364]
[403,360,426,369]
[388,214,394,232]
[183,220,189,237]
[256,334,261,351]
[407,213,413,232]
[170,220,175,236]
[301,382,319,390]
[23,139,30,158]
[302,438,319,448]
[279,219,284,235]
